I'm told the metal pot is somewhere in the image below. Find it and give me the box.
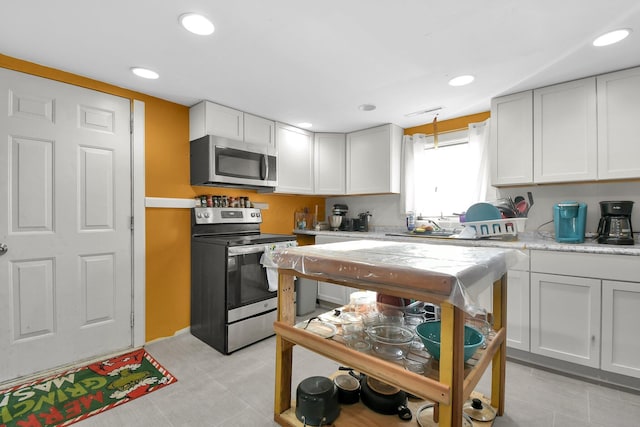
[333,374,360,404]
[355,373,412,421]
[295,376,340,426]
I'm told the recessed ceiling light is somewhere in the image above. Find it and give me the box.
[180,13,215,35]
[358,104,376,111]
[297,122,313,128]
[131,67,159,79]
[448,75,475,87]
[593,29,631,47]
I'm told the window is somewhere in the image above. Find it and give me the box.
[403,120,494,218]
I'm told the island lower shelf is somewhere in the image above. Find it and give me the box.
[273,320,505,406]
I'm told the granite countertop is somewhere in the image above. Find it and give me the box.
[294,229,640,256]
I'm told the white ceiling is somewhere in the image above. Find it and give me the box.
[2,1,640,132]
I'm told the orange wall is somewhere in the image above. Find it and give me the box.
[404,111,491,135]
[1,54,325,341]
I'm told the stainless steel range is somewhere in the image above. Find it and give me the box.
[190,207,296,354]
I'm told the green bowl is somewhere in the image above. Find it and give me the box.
[415,321,484,362]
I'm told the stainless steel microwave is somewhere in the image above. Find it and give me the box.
[190,135,277,190]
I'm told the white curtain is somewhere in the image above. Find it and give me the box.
[402,118,494,217]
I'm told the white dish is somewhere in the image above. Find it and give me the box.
[295,320,338,338]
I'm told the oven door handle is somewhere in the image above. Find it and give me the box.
[228,245,266,256]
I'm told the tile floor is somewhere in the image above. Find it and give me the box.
[75,321,640,427]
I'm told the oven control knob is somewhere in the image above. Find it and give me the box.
[203,212,210,218]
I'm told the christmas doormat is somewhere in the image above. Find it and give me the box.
[0,348,177,427]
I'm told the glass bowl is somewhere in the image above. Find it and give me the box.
[365,324,414,360]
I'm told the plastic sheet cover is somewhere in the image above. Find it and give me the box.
[272,240,527,314]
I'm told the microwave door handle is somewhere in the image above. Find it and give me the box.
[261,154,268,180]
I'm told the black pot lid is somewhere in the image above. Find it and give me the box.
[463,397,497,422]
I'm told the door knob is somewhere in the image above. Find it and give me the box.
[0,243,7,256]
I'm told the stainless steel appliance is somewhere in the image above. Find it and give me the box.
[190,135,277,190]
[597,201,634,245]
[190,207,296,354]
[358,211,372,232]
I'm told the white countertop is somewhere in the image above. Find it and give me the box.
[294,229,640,256]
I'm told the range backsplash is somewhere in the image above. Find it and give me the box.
[327,181,640,235]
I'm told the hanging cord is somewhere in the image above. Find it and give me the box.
[432,115,439,149]
[535,219,554,240]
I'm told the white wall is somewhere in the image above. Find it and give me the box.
[328,180,640,235]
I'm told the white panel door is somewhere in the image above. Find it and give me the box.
[0,68,132,382]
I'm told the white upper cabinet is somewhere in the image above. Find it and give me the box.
[346,124,403,194]
[597,67,640,180]
[491,67,640,186]
[533,77,598,183]
[490,91,533,185]
[244,112,276,149]
[275,123,314,194]
[314,133,346,195]
[189,101,275,149]
[190,101,244,141]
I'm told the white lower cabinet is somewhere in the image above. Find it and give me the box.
[601,280,640,378]
[315,235,360,305]
[530,272,601,368]
[506,268,530,351]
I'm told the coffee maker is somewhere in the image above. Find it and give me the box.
[553,201,587,243]
[597,201,634,245]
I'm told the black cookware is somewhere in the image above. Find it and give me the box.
[351,372,412,421]
[296,376,340,426]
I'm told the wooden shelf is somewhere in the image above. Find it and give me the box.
[273,243,510,427]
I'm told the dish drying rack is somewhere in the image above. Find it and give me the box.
[462,217,526,238]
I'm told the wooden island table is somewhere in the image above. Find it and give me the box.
[271,240,526,427]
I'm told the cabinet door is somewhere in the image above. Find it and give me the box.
[244,113,275,149]
[506,269,530,351]
[490,91,533,186]
[315,235,360,305]
[602,280,640,378]
[314,133,346,195]
[202,101,244,140]
[346,124,402,194]
[597,67,640,180]
[275,123,314,194]
[533,77,598,183]
[530,273,600,367]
